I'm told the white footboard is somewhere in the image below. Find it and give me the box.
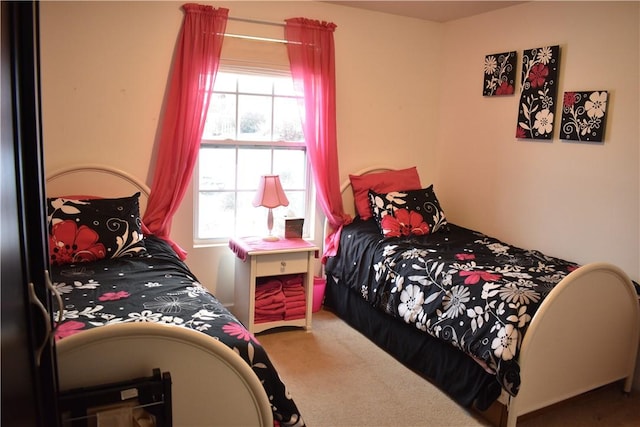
[56,323,273,427]
[506,262,640,427]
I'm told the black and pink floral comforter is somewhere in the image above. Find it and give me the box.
[325,218,580,397]
[51,235,304,427]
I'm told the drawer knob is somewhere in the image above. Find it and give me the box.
[280,261,286,272]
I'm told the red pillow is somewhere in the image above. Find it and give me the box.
[349,167,421,220]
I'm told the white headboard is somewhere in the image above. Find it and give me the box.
[45,164,150,214]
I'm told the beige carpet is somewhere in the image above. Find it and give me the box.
[258,309,640,427]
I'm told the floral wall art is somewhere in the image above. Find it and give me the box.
[560,91,608,143]
[483,51,516,96]
[516,45,560,140]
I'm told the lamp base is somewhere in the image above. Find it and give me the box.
[261,208,280,242]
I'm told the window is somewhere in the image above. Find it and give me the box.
[196,71,311,242]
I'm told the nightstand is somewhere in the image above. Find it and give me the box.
[229,237,318,334]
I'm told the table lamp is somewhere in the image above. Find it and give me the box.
[252,175,289,241]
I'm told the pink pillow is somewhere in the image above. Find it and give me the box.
[349,167,421,220]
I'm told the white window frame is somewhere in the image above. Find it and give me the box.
[194,68,314,245]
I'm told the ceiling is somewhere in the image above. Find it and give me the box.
[325,1,527,22]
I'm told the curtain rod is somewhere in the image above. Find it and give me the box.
[224,32,289,44]
[226,16,289,44]
[228,16,285,28]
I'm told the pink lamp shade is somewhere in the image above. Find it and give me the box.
[252,175,289,208]
[252,175,289,241]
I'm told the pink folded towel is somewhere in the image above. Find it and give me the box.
[281,274,303,286]
[255,293,285,307]
[283,286,305,296]
[256,286,282,297]
[254,275,309,322]
[255,314,284,323]
[254,307,285,317]
[255,302,286,312]
[284,294,305,301]
[284,306,306,320]
[286,300,306,309]
[256,279,282,292]
[286,304,306,312]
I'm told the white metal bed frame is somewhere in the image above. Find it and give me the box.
[47,164,273,427]
[330,166,639,427]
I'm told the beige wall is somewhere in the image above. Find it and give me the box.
[40,1,639,306]
[436,1,639,280]
[40,1,443,303]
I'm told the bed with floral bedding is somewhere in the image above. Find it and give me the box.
[51,235,302,426]
[326,217,578,400]
[323,166,639,427]
[45,167,304,427]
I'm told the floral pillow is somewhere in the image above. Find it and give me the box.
[368,186,448,238]
[47,193,147,266]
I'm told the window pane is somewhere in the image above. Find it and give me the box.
[282,190,305,219]
[199,147,236,190]
[274,149,305,189]
[273,76,296,96]
[213,72,237,92]
[238,74,272,95]
[237,148,271,190]
[203,93,236,139]
[238,191,263,236]
[238,95,272,140]
[198,191,236,239]
[273,97,303,141]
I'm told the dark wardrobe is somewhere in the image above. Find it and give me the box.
[1,1,60,426]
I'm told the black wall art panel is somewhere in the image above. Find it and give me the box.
[516,45,560,140]
[560,91,608,143]
[483,51,516,96]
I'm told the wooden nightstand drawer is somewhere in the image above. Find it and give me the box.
[256,252,308,277]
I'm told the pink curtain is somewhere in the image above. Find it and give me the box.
[285,18,350,262]
[143,3,228,259]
